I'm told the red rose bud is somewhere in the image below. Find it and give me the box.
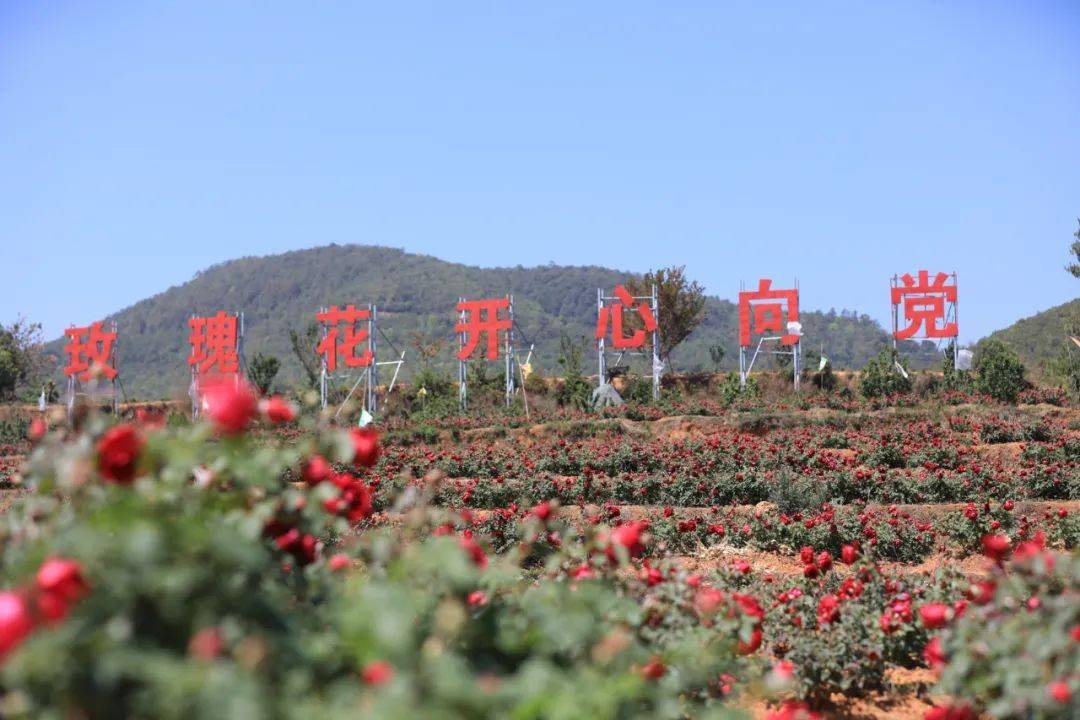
[188,626,224,661]
[816,551,833,572]
[1048,680,1071,704]
[260,396,295,424]
[96,424,144,484]
[349,428,380,469]
[799,546,815,565]
[640,657,666,679]
[361,660,394,686]
[0,591,34,661]
[841,544,859,564]
[467,590,488,608]
[919,603,950,629]
[201,380,258,435]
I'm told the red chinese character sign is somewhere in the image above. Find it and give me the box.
[737,279,802,390]
[188,312,241,374]
[188,311,244,420]
[596,284,661,401]
[64,322,118,382]
[315,304,391,416]
[317,305,373,372]
[891,271,957,340]
[595,285,658,350]
[455,296,515,410]
[63,320,120,417]
[738,279,800,347]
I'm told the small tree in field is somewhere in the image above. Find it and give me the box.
[289,323,322,390]
[0,317,48,401]
[860,347,911,398]
[627,266,706,367]
[974,339,1027,403]
[248,353,281,396]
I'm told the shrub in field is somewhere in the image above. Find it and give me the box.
[974,339,1028,403]
[859,347,911,399]
[931,538,1079,719]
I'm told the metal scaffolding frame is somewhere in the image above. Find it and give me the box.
[596,284,661,401]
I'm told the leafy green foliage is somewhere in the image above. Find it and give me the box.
[626,266,707,364]
[975,339,1028,403]
[859,347,911,398]
[248,353,281,395]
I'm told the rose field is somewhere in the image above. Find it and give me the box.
[0,375,1076,720]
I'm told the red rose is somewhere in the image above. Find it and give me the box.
[606,521,647,562]
[981,534,1011,562]
[467,590,488,608]
[923,636,946,671]
[840,544,859,564]
[919,603,950,629]
[96,424,144,484]
[530,501,554,521]
[302,455,332,485]
[816,595,841,626]
[460,533,488,568]
[736,627,763,655]
[35,558,90,622]
[799,546,815,565]
[201,380,257,435]
[328,554,350,572]
[350,428,381,468]
[28,417,47,442]
[361,660,394,686]
[0,591,33,661]
[260,396,295,424]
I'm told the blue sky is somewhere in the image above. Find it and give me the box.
[2,1,1078,343]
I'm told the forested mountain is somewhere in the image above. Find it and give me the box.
[981,297,1080,377]
[47,245,930,398]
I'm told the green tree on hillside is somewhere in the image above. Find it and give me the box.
[1068,219,1080,278]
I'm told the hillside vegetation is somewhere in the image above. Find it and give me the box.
[982,297,1080,377]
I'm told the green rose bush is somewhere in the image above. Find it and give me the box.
[0,382,756,719]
